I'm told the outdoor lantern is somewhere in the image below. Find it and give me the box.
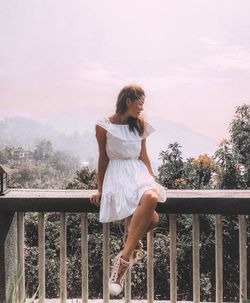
[0,164,11,195]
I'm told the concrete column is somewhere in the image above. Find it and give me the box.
[0,210,18,302]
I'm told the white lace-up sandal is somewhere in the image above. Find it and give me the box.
[109,250,132,296]
[123,232,144,265]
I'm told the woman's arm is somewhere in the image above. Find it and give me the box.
[139,138,155,177]
[96,125,109,192]
[90,125,109,205]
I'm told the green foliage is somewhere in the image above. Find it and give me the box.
[0,147,12,164]
[23,209,250,301]
[158,143,216,189]
[24,213,61,298]
[33,140,53,161]
[154,104,249,300]
[214,139,247,189]
[184,154,216,189]
[5,103,250,300]
[229,104,250,187]
[66,166,97,189]
[5,267,38,303]
[24,212,124,299]
[0,140,80,189]
[158,142,184,188]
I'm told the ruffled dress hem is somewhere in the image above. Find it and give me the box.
[99,182,167,223]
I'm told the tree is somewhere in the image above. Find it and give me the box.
[1,141,81,189]
[0,146,13,164]
[158,143,215,189]
[184,154,216,189]
[229,104,250,187]
[213,139,247,189]
[66,166,97,189]
[33,140,53,161]
[158,142,184,189]
[49,150,80,177]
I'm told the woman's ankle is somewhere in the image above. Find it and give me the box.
[121,254,130,262]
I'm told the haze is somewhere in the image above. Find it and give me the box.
[1,0,250,144]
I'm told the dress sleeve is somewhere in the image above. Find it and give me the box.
[142,121,155,139]
[95,118,109,131]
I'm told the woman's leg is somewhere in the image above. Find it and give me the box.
[122,189,158,261]
[125,210,159,243]
[147,211,159,231]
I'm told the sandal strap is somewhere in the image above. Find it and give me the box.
[122,232,144,265]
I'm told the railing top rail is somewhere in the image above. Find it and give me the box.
[0,189,250,214]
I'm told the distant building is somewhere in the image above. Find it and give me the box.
[9,146,32,161]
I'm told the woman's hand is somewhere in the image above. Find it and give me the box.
[90,191,102,206]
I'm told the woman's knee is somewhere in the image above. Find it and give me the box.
[140,190,158,209]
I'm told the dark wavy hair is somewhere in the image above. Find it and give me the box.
[116,84,145,136]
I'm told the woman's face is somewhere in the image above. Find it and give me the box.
[126,97,145,118]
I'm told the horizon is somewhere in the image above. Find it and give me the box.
[0,114,225,172]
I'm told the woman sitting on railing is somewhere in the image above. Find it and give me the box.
[90,84,168,296]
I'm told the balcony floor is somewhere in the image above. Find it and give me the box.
[26,300,235,303]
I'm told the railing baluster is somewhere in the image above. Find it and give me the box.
[103,223,110,303]
[193,214,200,303]
[38,212,45,303]
[17,212,25,302]
[215,214,223,303]
[170,214,177,303]
[60,212,67,303]
[239,215,247,302]
[81,213,88,303]
[124,218,131,303]
[5,189,249,303]
[147,229,154,303]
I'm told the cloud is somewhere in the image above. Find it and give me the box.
[198,37,250,71]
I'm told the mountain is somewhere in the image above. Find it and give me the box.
[0,115,219,172]
[147,115,218,161]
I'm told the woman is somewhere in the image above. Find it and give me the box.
[90,84,167,296]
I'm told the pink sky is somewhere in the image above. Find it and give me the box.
[1,0,250,141]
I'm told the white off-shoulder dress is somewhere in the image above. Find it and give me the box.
[96,117,167,223]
